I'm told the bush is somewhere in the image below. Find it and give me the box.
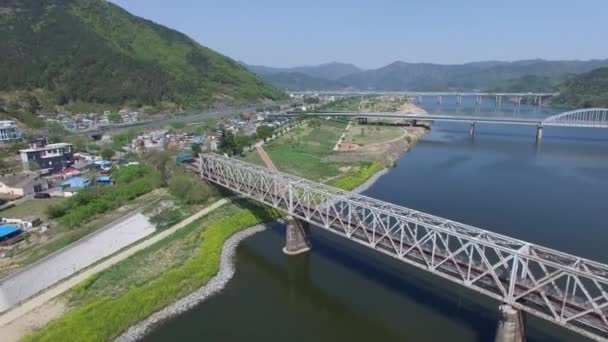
[45,204,66,219]
[330,162,385,191]
[168,170,211,205]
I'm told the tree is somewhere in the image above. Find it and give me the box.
[168,170,211,204]
[101,149,115,160]
[219,130,238,155]
[191,143,201,155]
[256,125,274,141]
[108,112,122,123]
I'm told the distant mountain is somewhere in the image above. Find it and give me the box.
[244,59,608,92]
[289,62,363,80]
[552,67,608,108]
[259,72,347,91]
[338,59,608,91]
[243,62,362,90]
[0,0,283,111]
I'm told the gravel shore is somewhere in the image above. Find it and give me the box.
[114,224,268,342]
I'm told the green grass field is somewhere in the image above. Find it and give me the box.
[242,118,349,181]
[0,198,66,220]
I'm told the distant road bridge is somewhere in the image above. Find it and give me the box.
[291,90,558,107]
[273,108,608,142]
[200,154,608,341]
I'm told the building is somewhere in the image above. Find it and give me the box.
[0,120,19,143]
[0,172,49,197]
[19,137,74,172]
[0,225,23,246]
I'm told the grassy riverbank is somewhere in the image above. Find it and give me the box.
[24,201,280,342]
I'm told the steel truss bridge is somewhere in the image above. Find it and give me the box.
[200,153,608,341]
[276,108,608,129]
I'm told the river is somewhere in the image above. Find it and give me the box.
[143,98,608,342]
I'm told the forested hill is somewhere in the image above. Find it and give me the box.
[553,68,608,108]
[0,0,284,110]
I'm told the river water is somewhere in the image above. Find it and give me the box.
[144,98,608,342]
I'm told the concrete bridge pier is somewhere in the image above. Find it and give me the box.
[475,95,482,105]
[437,95,442,105]
[535,125,543,143]
[469,122,476,138]
[418,96,423,104]
[283,215,311,255]
[494,304,526,342]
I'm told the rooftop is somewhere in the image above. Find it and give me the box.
[20,142,72,153]
[0,225,21,239]
[0,120,16,128]
[0,172,39,188]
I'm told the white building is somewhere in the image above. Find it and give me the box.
[0,121,19,143]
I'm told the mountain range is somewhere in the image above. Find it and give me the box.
[243,59,608,93]
[0,0,283,113]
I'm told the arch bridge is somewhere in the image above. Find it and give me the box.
[200,154,608,342]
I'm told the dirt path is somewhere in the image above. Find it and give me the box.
[0,198,229,341]
[333,120,352,151]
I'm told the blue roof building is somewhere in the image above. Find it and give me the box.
[0,225,21,240]
[61,177,91,189]
[96,176,112,183]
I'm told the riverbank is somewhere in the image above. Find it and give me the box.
[21,203,280,342]
[115,222,272,342]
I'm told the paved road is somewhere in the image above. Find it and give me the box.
[0,198,228,327]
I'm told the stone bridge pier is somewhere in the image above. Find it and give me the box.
[495,304,526,342]
[283,215,311,255]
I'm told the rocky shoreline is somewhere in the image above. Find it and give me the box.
[114,224,269,342]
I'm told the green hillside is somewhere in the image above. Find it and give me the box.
[0,0,284,111]
[553,68,608,108]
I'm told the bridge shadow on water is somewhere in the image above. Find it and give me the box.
[253,224,583,342]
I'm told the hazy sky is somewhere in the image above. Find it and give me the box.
[110,0,608,69]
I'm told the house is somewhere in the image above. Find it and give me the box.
[0,217,41,232]
[73,160,94,172]
[61,166,81,178]
[0,172,49,197]
[0,120,20,144]
[96,176,112,184]
[19,137,74,172]
[60,176,91,189]
[0,225,23,246]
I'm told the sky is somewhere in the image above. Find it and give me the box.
[110,0,608,69]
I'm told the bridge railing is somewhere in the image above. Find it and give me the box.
[200,154,608,341]
[543,108,608,128]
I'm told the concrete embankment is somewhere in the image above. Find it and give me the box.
[0,212,155,313]
[115,222,274,342]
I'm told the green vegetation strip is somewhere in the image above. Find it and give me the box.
[330,162,385,191]
[25,203,280,342]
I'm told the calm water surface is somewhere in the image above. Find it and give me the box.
[144,102,608,342]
